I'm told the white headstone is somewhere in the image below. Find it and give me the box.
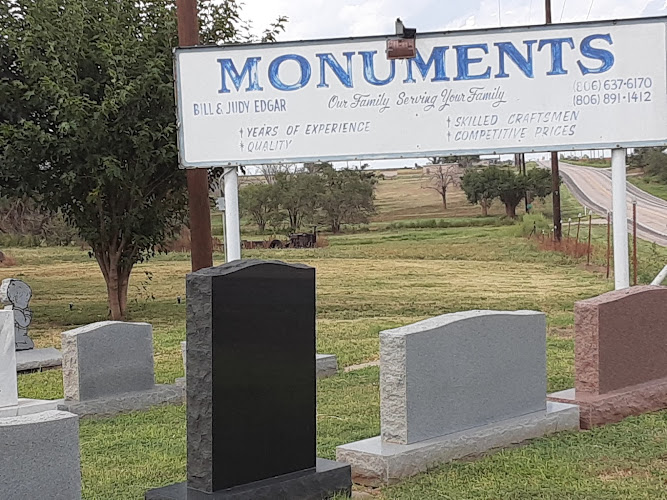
[0,310,18,409]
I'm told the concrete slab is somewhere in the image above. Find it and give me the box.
[58,384,183,418]
[336,402,579,486]
[0,398,64,418]
[15,347,62,372]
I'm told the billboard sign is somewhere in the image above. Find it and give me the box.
[174,17,667,167]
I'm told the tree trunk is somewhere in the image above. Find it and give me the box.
[505,203,517,219]
[106,264,123,320]
[95,249,133,321]
[481,199,489,217]
[118,267,131,320]
[331,220,341,233]
[441,190,447,210]
[258,221,266,233]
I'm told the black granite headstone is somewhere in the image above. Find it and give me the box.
[146,260,351,499]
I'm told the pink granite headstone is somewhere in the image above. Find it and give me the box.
[549,285,667,428]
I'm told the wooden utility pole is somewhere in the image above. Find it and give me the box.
[545,0,562,240]
[632,201,638,285]
[177,0,213,272]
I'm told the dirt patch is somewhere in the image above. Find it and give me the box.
[598,468,652,482]
[576,262,608,275]
[548,326,574,339]
[344,360,380,373]
[0,251,17,267]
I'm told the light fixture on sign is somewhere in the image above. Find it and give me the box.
[387,18,416,60]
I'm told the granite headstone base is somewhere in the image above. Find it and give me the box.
[15,347,62,372]
[0,410,81,500]
[337,402,579,486]
[58,384,183,418]
[145,458,351,500]
[0,398,64,418]
[549,376,667,429]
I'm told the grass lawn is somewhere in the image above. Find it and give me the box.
[628,176,667,202]
[564,159,611,168]
[4,173,667,499]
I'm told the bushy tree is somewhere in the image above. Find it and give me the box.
[629,147,667,183]
[461,166,554,218]
[318,164,376,233]
[239,183,278,233]
[273,171,323,231]
[0,0,284,319]
[461,167,501,216]
[526,168,553,199]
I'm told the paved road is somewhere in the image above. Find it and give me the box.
[539,160,667,247]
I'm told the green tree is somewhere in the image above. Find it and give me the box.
[461,167,502,216]
[461,167,554,218]
[318,164,376,233]
[273,171,323,231]
[0,0,284,320]
[496,167,554,218]
[526,167,553,199]
[629,147,667,183]
[239,183,278,233]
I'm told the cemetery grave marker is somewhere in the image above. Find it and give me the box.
[0,310,62,418]
[146,260,351,499]
[337,310,579,486]
[549,285,667,428]
[58,321,182,417]
[0,277,63,371]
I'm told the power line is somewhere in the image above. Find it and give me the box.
[560,0,567,21]
[587,0,595,20]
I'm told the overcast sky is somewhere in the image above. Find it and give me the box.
[244,0,667,42]
[239,0,667,169]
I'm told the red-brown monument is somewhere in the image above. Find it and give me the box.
[549,285,667,429]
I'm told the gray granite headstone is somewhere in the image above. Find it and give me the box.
[0,410,81,499]
[336,309,579,486]
[380,310,546,445]
[62,321,155,401]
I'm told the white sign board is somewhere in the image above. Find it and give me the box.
[174,17,667,167]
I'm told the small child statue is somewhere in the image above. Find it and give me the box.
[0,278,35,351]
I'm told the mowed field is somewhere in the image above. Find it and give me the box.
[4,172,667,499]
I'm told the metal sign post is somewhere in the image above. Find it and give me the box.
[223,167,242,261]
[612,148,630,289]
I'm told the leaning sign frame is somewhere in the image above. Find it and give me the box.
[174,16,667,167]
